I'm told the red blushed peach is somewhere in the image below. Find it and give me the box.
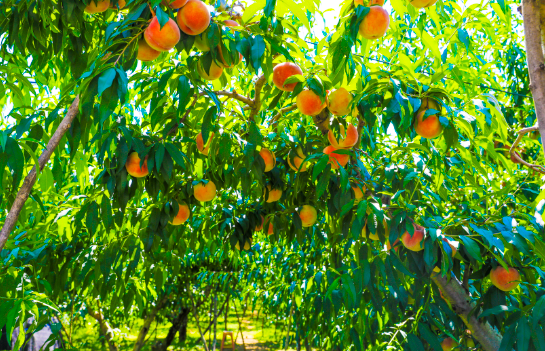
[266,220,274,235]
[414,98,443,139]
[299,205,317,227]
[323,146,349,169]
[144,17,181,52]
[259,148,276,172]
[359,6,390,40]
[296,89,326,116]
[196,132,215,156]
[355,0,384,6]
[328,88,353,116]
[170,202,190,225]
[272,62,303,91]
[125,152,149,178]
[137,39,161,61]
[328,123,358,149]
[85,0,110,13]
[177,0,211,36]
[197,58,224,81]
[109,0,126,9]
[194,181,217,202]
[490,266,520,292]
[401,224,426,252]
[440,337,458,351]
[410,0,438,8]
[162,0,188,9]
[352,183,366,204]
[264,185,282,203]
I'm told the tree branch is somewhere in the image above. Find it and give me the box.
[431,273,502,351]
[0,96,80,252]
[270,104,297,129]
[509,124,545,173]
[133,295,169,351]
[87,300,119,351]
[523,0,545,156]
[202,90,254,106]
[249,75,266,121]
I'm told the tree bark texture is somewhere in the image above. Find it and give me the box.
[155,307,190,351]
[132,296,168,351]
[0,96,80,252]
[431,273,502,351]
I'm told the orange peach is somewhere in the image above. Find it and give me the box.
[109,0,126,9]
[272,62,303,91]
[352,183,366,204]
[137,39,161,61]
[125,152,149,178]
[355,0,385,5]
[177,0,211,36]
[386,237,400,253]
[358,6,390,40]
[197,58,224,81]
[287,147,308,172]
[296,89,326,116]
[414,98,443,139]
[328,123,358,149]
[196,132,214,155]
[440,337,458,351]
[259,148,276,172]
[162,0,188,9]
[144,16,181,52]
[323,146,349,169]
[170,202,190,225]
[401,224,426,252]
[490,266,520,292]
[264,185,282,203]
[266,219,274,235]
[194,181,217,202]
[85,0,110,13]
[298,205,317,227]
[327,88,353,116]
[410,0,438,8]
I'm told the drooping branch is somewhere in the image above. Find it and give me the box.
[509,124,545,174]
[249,75,267,121]
[431,273,502,351]
[523,0,545,156]
[0,96,80,252]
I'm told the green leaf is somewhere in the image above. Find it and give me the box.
[98,68,117,96]
[155,6,169,28]
[479,305,518,319]
[417,323,443,351]
[86,201,100,236]
[201,106,218,144]
[165,143,187,169]
[250,35,266,71]
[498,322,516,351]
[518,317,531,351]
[6,137,24,188]
[407,334,425,351]
[459,236,482,262]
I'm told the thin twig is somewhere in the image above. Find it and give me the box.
[509,124,545,174]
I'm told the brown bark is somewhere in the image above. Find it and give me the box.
[133,295,168,351]
[431,273,502,351]
[87,302,119,351]
[523,0,545,156]
[155,307,190,351]
[0,96,80,252]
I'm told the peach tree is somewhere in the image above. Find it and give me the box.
[1,0,545,350]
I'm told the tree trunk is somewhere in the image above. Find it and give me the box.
[431,273,502,351]
[284,300,295,351]
[132,296,168,351]
[179,308,189,344]
[523,0,545,154]
[304,337,311,351]
[87,302,119,351]
[0,96,80,252]
[212,291,218,351]
[156,307,190,351]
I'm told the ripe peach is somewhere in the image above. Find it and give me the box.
[259,148,276,172]
[144,16,181,52]
[196,132,215,155]
[264,185,282,203]
[490,266,520,291]
[401,224,426,252]
[410,0,438,8]
[328,123,358,149]
[266,219,274,235]
[197,58,224,80]
[162,0,188,9]
[414,98,443,139]
[85,0,110,13]
[109,0,126,9]
[386,237,400,253]
[125,152,149,178]
[327,88,353,116]
[177,0,211,36]
[352,182,366,204]
[137,39,161,62]
[272,62,303,91]
[359,6,390,40]
[255,216,264,231]
[287,147,308,172]
[194,181,217,202]
[298,205,317,227]
[323,146,349,169]
[355,0,385,5]
[170,202,190,225]
[296,89,326,116]
[440,337,458,351]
